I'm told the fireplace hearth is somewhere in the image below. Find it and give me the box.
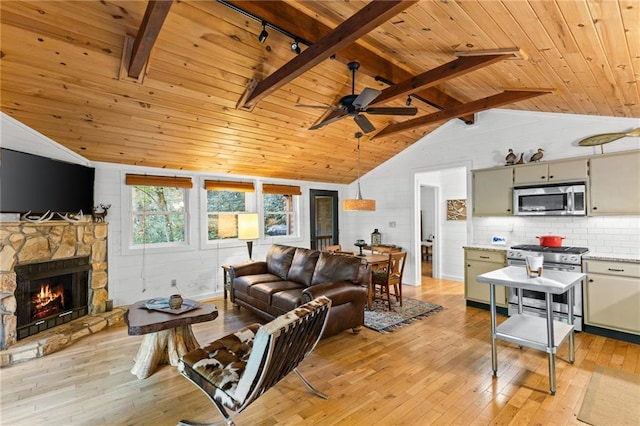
[15,257,90,340]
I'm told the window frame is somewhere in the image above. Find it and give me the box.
[261,185,302,243]
[200,178,257,249]
[121,172,197,255]
[204,185,256,245]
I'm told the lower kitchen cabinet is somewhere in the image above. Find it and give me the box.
[584,259,640,335]
[465,248,507,308]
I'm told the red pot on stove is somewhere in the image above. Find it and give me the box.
[536,235,565,247]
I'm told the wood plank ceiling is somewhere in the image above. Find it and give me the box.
[1,0,638,184]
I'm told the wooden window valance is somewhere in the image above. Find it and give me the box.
[204,180,255,192]
[125,174,193,188]
[262,184,302,196]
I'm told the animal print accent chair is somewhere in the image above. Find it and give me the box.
[178,296,331,425]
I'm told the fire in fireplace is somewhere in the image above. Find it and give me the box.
[32,282,67,321]
[15,257,90,340]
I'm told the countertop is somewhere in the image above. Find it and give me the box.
[582,253,640,264]
[464,245,640,264]
[476,266,585,294]
[463,245,508,252]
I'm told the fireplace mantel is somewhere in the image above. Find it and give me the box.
[0,221,109,352]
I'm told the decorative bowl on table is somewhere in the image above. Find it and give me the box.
[354,239,366,256]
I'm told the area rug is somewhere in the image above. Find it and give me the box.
[577,365,640,425]
[364,297,443,333]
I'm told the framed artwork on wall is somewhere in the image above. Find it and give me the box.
[446,199,467,220]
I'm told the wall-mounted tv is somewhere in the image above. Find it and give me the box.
[0,148,95,215]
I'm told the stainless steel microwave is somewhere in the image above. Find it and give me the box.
[513,183,586,216]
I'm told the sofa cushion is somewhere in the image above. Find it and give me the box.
[266,244,297,280]
[311,252,362,285]
[287,248,320,286]
[249,281,304,304]
[271,289,303,313]
[234,273,282,295]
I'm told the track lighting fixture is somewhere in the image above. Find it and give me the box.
[217,1,311,51]
[291,40,301,55]
[258,21,268,43]
[405,96,412,107]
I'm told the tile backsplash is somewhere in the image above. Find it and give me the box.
[473,216,640,256]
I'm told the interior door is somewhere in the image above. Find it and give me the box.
[309,189,339,250]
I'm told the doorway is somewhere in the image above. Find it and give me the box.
[420,186,437,278]
[414,164,470,285]
[309,189,339,250]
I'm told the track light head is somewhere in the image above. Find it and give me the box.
[291,40,301,54]
[258,22,268,43]
[406,96,412,107]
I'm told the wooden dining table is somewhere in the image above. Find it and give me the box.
[356,253,390,309]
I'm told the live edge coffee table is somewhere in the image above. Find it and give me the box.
[124,300,218,379]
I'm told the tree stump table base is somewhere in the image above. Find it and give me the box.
[125,300,218,380]
[130,325,200,379]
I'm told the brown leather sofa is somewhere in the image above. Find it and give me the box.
[230,244,369,338]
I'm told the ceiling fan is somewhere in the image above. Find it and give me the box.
[297,61,418,133]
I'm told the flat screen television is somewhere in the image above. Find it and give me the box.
[0,148,95,215]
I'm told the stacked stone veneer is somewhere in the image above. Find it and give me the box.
[0,221,108,351]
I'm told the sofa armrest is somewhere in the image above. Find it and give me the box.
[230,261,268,278]
[301,281,366,306]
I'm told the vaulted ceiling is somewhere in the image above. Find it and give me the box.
[1,1,637,184]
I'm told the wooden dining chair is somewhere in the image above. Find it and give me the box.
[371,251,407,310]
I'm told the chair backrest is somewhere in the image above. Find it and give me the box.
[234,296,331,410]
[324,244,341,253]
[370,245,390,254]
[315,235,332,251]
[387,251,407,284]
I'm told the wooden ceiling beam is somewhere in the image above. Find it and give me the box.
[241,0,417,109]
[373,90,554,139]
[128,0,173,79]
[369,53,516,107]
[229,1,473,122]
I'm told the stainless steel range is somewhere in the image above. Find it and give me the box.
[507,244,589,330]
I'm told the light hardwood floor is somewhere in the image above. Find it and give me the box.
[1,277,638,425]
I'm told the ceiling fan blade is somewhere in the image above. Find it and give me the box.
[309,111,349,130]
[353,114,376,133]
[365,106,418,116]
[353,88,381,109]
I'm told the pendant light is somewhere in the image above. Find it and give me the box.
[343,132,376,211]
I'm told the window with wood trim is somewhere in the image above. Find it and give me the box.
[205,181,254,241]
[126,174,191,246]
[263,184,300,237]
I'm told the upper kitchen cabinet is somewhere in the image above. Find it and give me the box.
[473,167,513,216]
[589,151,640,215]
[514,158,588,186]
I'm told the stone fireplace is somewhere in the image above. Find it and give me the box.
[0,221,108,351]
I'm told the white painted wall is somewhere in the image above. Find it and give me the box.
[342,109,640,285]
